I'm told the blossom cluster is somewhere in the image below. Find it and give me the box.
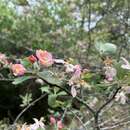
[1,50,130,130]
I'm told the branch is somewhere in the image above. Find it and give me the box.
[86,0,92,56]
[100,115,130,128]
[101,120,130,130]
[93,86,121,130]
[69,109,86,130]
[13,93,47,125]
[96,86,121,114]
[0,78,13,81]
[37,75,95,115]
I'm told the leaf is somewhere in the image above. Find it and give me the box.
[54,87,60,94]
[48,94,57,108]
[14,0,28,6]
[33,62,40,70]
[40,86,50,93]
[114,63,127,80]
[95,42,117,55]
[20,93,32,107]
[57,91,67,96]
[12,76,32,85]
[20,59,31,67]
[37,70,63,86]
[71,86,77,97]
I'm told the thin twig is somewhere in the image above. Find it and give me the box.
[70,109,87,130]
[96,86,121,114]
[13,93,47,125]
[101,120,130,130]
[93,86,121,130]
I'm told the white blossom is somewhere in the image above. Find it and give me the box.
[121,57,130,70]
[115,91,127,104]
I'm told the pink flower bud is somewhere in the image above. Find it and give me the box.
[11,64,26,76]
[36,50,54,67]
[28,55,37,63]
[74,65,82,78]
[104,66,116,82]
[0,53,8,64]
[50,116,56,125]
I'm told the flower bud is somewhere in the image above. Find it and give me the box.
[35,78,44,85]
[50,116,56,125]
[28,55,37,63]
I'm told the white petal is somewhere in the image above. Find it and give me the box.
[54,59,65,64]
[71,86,77,97]
[121,57,130,65]
[121,64,130,70]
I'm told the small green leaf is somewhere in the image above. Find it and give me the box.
[54,87,60,94]
[48,94,57,108]
[40,86,50,93]
[57,91,67,96]
[14,0,28,6]
[20,93,32,107]
[33,62,40,70]
[20,59,31,67]
[12,76,32,85]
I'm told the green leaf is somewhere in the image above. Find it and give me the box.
[20,59,31,67]
[14,0,28,6]
[54,87,60,94]
[57,91,67,96]
[12,76,32,85]
[114,63,127,80]
[48,94,57,108]
[95,42,117,55]
[37,70,63,86]
[20,93,32,107]
[40,86,50,93]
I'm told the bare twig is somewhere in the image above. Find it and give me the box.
[86,0,92,57]
[101,120,130,130]
[97,86,121,114]
[13,93,47,125]
[70,109,86,130]
[93,86,121,130]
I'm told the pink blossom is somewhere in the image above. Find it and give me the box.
[104,66,116,82]
[57,120,64,130]
[36,50,54,67]
[50,116,56,125]
[11,64,26,76]
[73,65,82,78]
[69,64,82,85]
